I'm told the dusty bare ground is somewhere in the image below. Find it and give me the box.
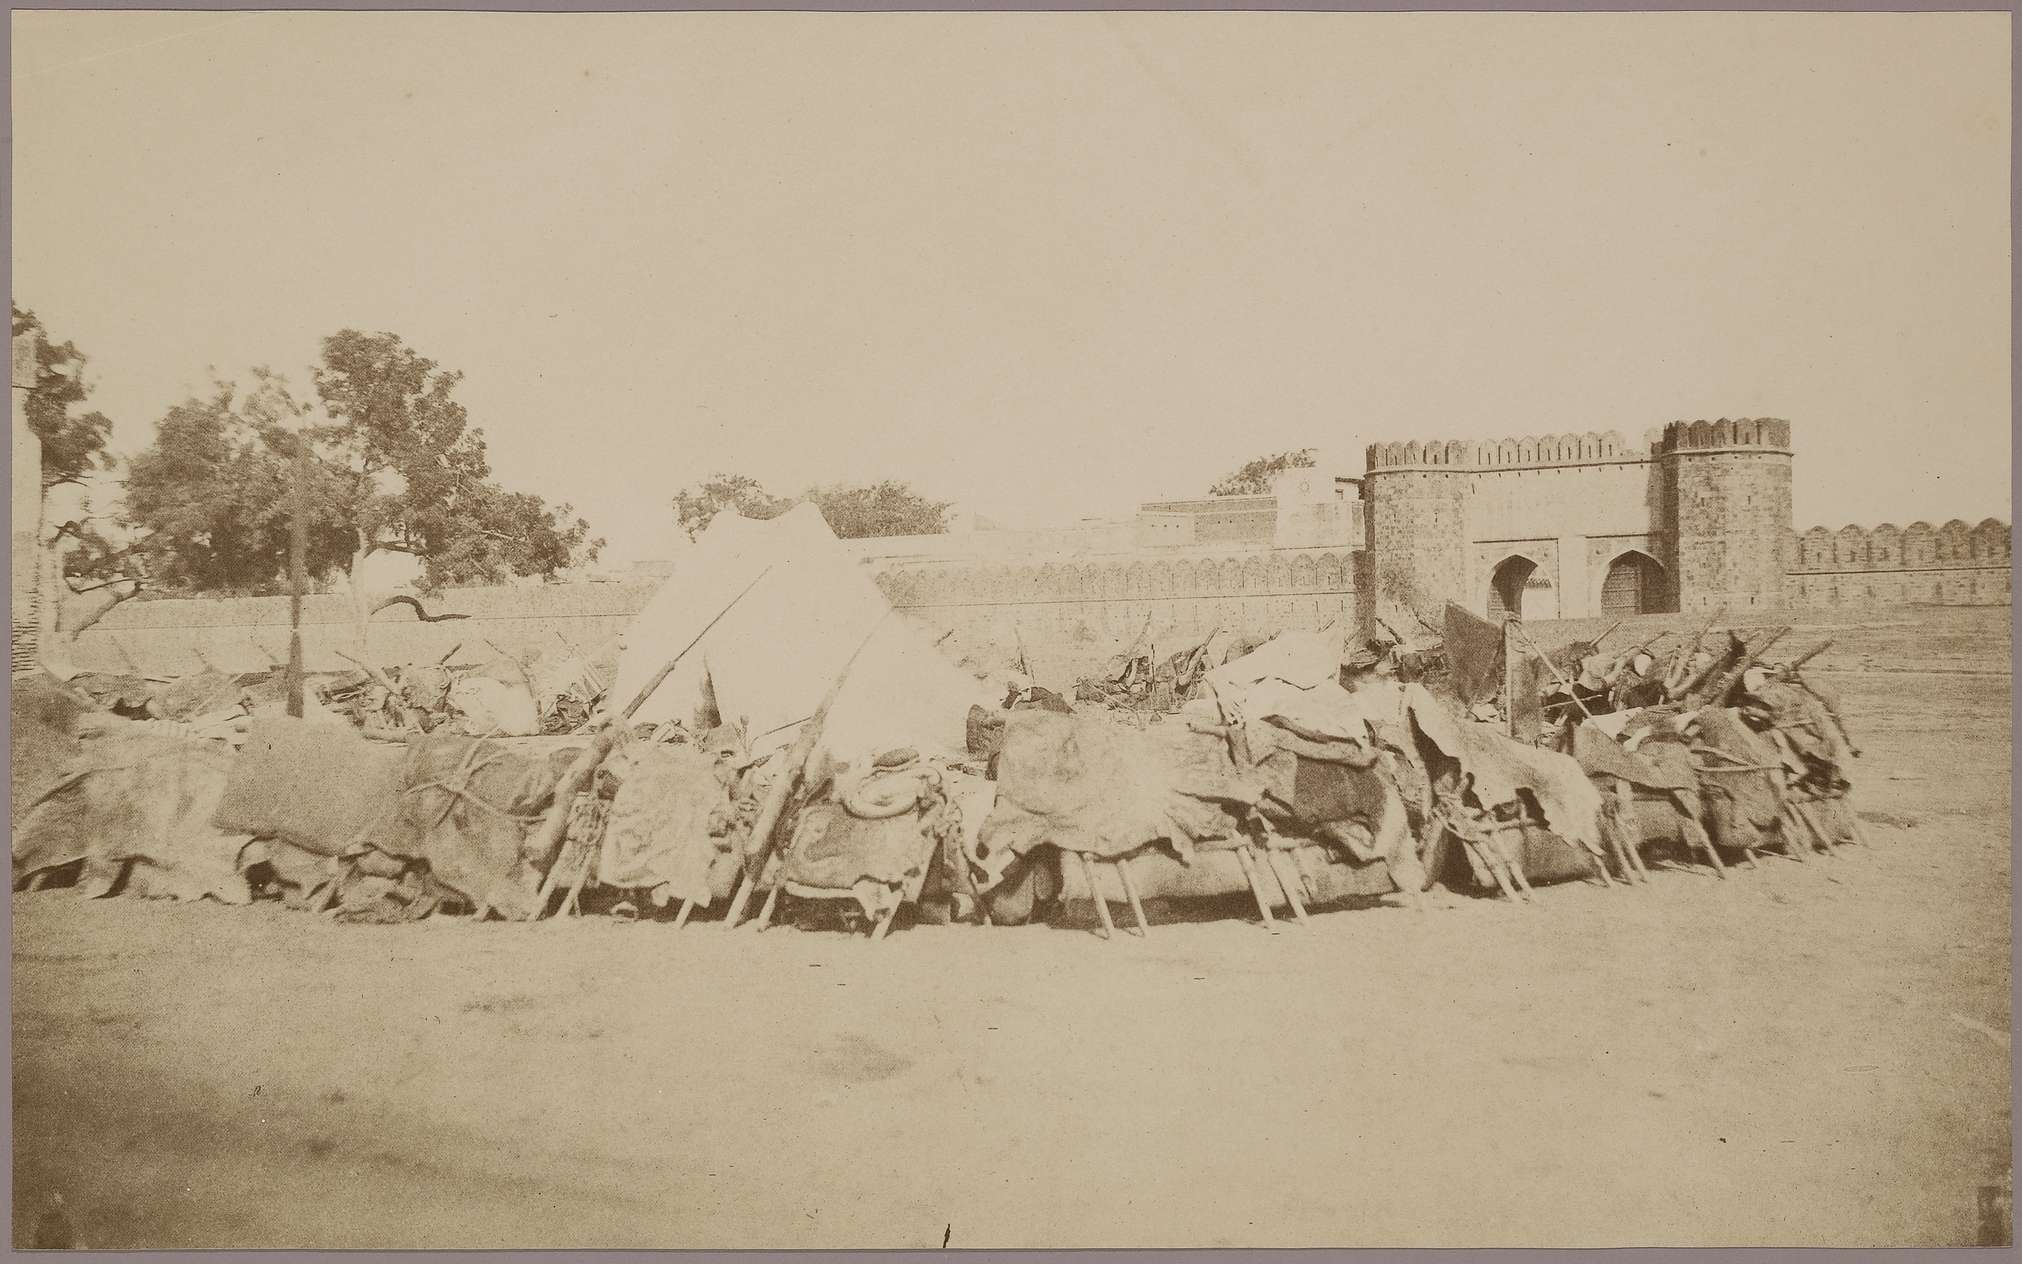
[11,606,2012,1249]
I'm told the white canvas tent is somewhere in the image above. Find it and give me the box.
[609,504,994,770]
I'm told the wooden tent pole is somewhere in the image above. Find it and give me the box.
[1502,616,1523,739]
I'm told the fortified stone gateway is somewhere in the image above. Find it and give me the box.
[1360,419,1796,625]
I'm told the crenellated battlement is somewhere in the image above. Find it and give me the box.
[1658,417,1792,453]
[1364,430,1644,471]
[1361,419,1794,474]
[1789,518,2010,572]
[1784,516,2011,607]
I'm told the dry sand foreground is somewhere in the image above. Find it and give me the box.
[11,607,2013,1249]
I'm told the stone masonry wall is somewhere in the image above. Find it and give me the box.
[58,545,1364,679]
[868,544,1362,665]
[1361,466,1468,628]
[58,582,660,677]
[1786,519,2011,607]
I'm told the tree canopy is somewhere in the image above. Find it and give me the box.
[672,473,793,540]
[672,474,951,542]
[1208,449,1316,497]
[123,331,603,595]
[806,480,953,539]
[11,304,114,490]
[311,330,602,588]
[124,374,357,594]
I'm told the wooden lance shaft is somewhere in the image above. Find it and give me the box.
[530,725,624,910]
[1689,625,1791,705]
[1629,630,1671,660]
[1665,606,1726,694]
[1781,639,1858,756]
[617,565,776,722]
[1508,617,1595,721]
[1785,639,1834,674]
[723,615,889,930]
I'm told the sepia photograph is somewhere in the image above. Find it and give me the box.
[7,5,2014,1250]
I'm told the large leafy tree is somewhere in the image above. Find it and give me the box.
[310,330,601,591]
[1208,448,1316,496]
[124,331,602,622]
[671,473,950,541]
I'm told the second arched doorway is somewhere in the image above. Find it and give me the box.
[1598,550,1672,616]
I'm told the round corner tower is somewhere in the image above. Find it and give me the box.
[1361,439,1470,633]
[1660,418,1793,613]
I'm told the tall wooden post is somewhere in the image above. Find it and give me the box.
[285,430,309,717]
[1503,616,1520,740]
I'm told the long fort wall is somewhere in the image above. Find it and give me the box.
[865,544,1364,663]
[40,412,2010,677]
[53,526,2005,679]
[53,583,659,677]
[1785,519,2011,607]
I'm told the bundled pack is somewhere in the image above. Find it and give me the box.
[976,712,1260,877]
[776,750,968,924]
[213,718,408,856]
[596,740,747,908]
[16,730,258,903]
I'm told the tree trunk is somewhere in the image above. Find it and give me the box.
[38,520,144,679]
[30,486,86,678]
[348,532,375,661]
[33,484,57,658]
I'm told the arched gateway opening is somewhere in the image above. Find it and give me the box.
[1599,550,1672,616]
[1487,556,1557,620]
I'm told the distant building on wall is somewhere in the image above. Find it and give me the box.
[1134,469,1363,551]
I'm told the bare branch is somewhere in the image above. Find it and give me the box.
[63,576,143,596]
[371,594,470,623]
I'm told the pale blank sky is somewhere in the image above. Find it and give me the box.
[11,10,2011,563]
